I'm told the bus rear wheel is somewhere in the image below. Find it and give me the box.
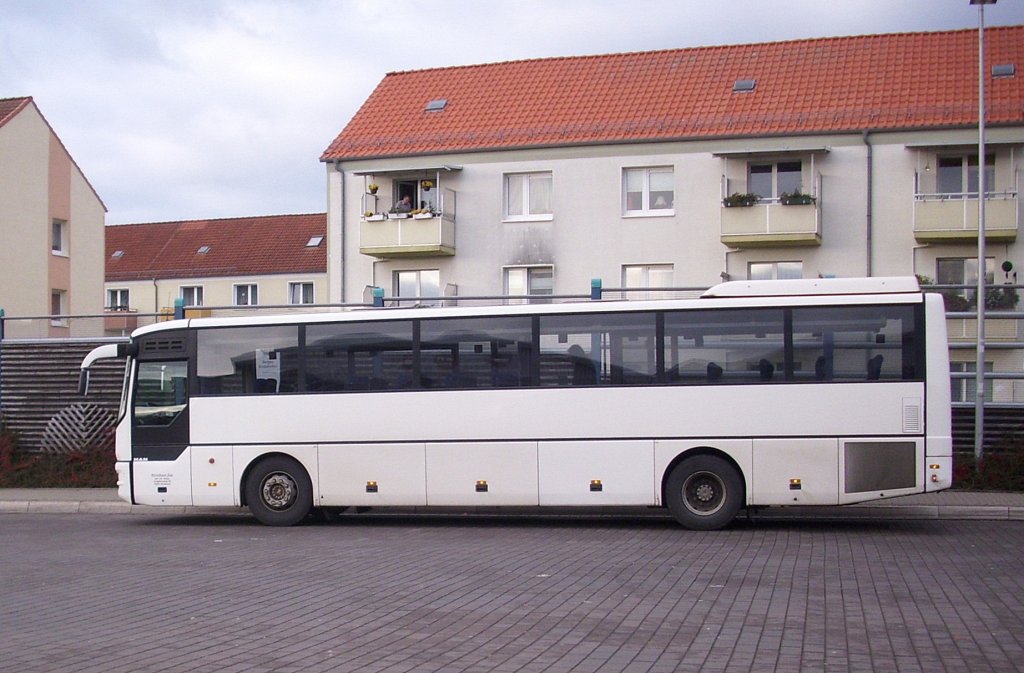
[245,456,312,526]
[665,455,742,531]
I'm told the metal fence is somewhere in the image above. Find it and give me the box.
[2,282,1023,452]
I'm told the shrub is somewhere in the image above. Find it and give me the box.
[0,431,116,488]
[954,442,1024,491]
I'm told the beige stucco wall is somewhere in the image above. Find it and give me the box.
[0,101,106,338]
[330,127,1023,304]
[105,273,329,316]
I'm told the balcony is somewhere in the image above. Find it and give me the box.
[913,192,1018,243]
[360,187,456,259]
[720,199,821,248]
[360,212,455,259]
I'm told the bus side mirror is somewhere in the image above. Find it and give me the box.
[78,370,90,396]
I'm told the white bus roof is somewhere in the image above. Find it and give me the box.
[702,277,920,298]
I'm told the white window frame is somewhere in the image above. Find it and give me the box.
[180,285,204,307]
[622,167,674,216]
[50,290,67,326]
[748,261,804,281]
[394,269,440,305]
[503,265,554,304]
[747,161,804,201]
[106,288,130,310]
[233,283,258,306]
[503,171,553,222]
[51,219,68,256]
[288,281,315,305]
[622,264,674,300]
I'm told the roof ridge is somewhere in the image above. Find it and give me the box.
[383,25,1000,77]
[108,212,327,227]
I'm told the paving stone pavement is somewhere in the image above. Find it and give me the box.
[1,513,1022,673]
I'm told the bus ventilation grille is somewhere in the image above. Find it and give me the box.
[142,338,185,354]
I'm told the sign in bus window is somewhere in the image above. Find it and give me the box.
[663,309,785,384]
[539,312,657,386]
[197,326,299,395]
[134,361,188,426]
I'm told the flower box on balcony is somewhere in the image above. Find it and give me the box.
[723,193,760,207]
[388,212,410,220]
[413,212,436,220]
[780,191,816,206]
[364,214,386,222]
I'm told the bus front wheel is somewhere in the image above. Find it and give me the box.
[665,455,742,531]
[245,456,313,526]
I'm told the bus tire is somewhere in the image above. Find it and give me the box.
[245,456,312,526]
[665,455,742,531]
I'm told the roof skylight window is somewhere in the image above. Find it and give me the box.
[425,98,448,112]
[111,250,124,258]
[197,245,211,254]
[992,64,1016,78]
[733,79,757,93]
[306,236,324,247]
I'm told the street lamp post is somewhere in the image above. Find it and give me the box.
[971,0,996,463]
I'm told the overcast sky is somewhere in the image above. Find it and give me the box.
[2,0,1022,225]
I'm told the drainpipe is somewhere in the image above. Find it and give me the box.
[335,160,345,303]
[152,278,159,314]
[862,130,873,277]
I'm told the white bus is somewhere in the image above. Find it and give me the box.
[80,277,952,530]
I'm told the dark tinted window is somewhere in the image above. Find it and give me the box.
[419,316,533,389]
[197,326,299,395]
[539,312,657,387]
[305,320,415,392]
[663,309,785,384]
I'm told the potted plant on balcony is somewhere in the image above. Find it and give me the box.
[368,183,379,194]
[421,180,434,191]
[387,207,410,220]
[780,189,816,206]
[412,208,436,220]
[363,211,385,222]
[723,192,760,207]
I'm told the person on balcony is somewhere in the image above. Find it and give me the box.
[395,195,413,213]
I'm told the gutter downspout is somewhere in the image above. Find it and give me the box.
[862,130,873,277]
[335,160,345,303]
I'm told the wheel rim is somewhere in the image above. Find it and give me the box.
[260,472,298,511]
[682,470,726,516]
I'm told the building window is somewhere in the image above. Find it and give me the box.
[622,264,674,300]
[50,290,67,326]
[234,284,258,306]
[51,219,68,255]
[748,161,802,201]
[394,269,440,305]
[289,281,315,305]
[623,167,674,215]
[936,257,994,307]
[951,362,993,403]
[504,172,552,220]
[937,154,995,196]
[180,286,204,307]
[504,266,553,304]
[106,288,129,310]
[749,261,803,280]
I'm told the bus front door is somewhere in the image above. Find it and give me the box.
[130,359,191,505]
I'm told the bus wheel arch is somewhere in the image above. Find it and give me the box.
[242,453,313,526]
[661,448,745,531]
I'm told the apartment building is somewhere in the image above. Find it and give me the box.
[321,26,1023,400]
[104,213,327,333]
[0,97,106,338]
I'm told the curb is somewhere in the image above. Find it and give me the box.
[1,500,1022,521]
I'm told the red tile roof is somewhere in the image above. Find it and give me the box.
[322,26,1024,161]
[106,213,327,282]
[0,96,32,128]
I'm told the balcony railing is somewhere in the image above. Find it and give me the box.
[913,191,1018,243]
[720,198,821,248]
[360,188,456,259]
